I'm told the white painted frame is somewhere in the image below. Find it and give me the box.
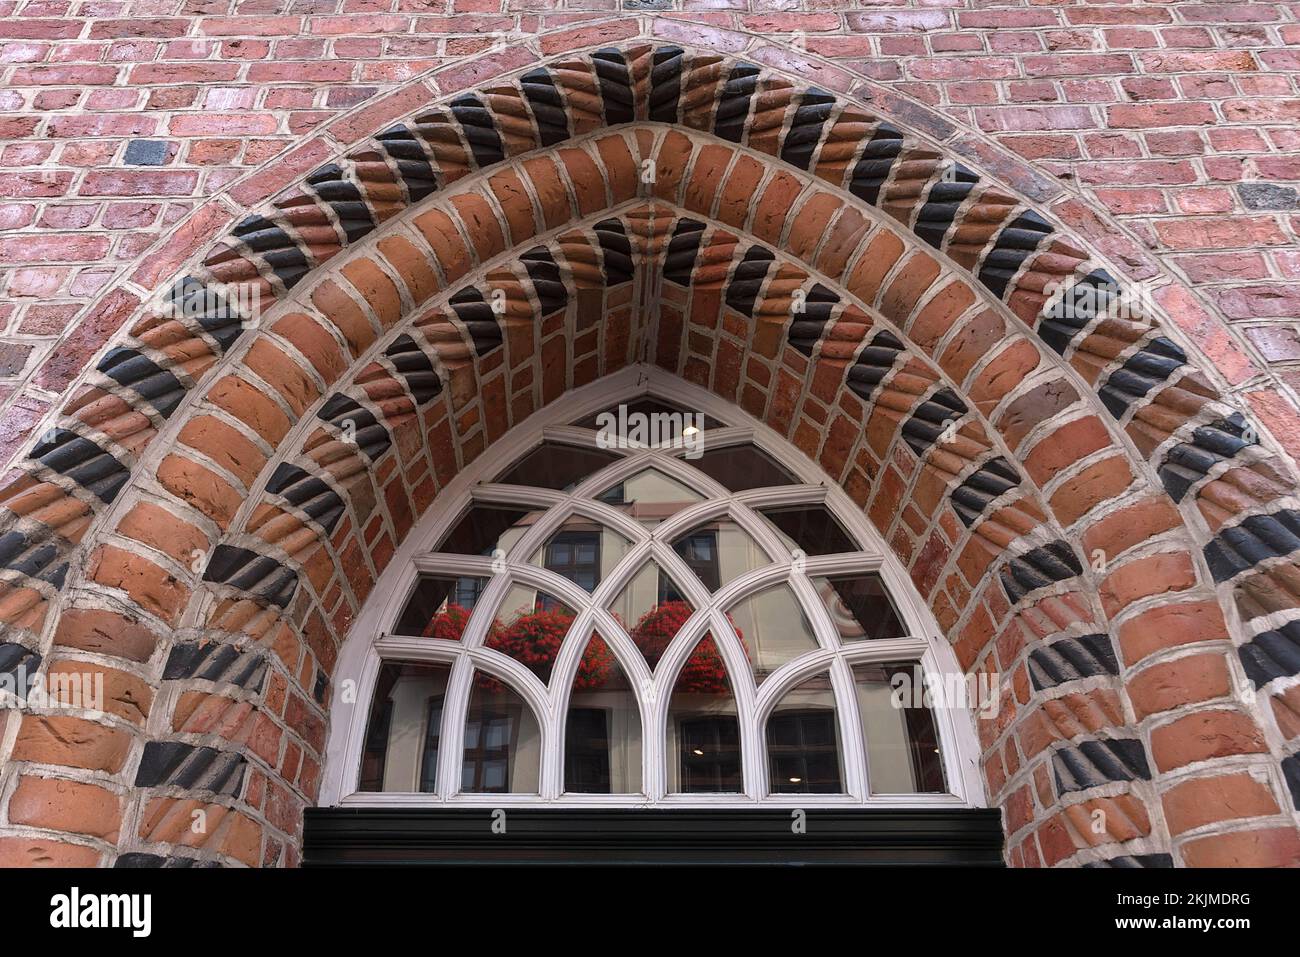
[320,365,987,808]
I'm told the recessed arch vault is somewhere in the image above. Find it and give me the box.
[1,39,1298,869]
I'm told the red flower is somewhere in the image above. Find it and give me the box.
[424,603,472,641]
[477,610,614,691]
[629,600,745,695]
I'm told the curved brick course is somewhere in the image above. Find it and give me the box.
[1,15,1299,869]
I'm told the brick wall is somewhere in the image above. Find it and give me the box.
[1,3,1299,868]
[2,1,1298,469]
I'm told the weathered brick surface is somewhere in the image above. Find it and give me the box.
[0,9,1298,869]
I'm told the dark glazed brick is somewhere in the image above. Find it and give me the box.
[123,139,170,166]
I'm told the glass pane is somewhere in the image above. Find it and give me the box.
[571,397,724,433]
[852,661,947,794]
[670,519,769,591]
[614,561,694,670]
[461,674,542,793]
[726,584,819,682]
[494,442,622,491]
[393,575,489,638]
[812,574,907,641]
[596,468,703,526]
[667,635,741,793]
[759,504,856,556]
[528,518,631,592]
[687,445,796,491]
[564,635,642,794]
[766,671,843,794]
[483,585,576,685]
[435,504,536,556]
[358,661,452,793]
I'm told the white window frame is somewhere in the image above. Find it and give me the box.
[320,364,987,809]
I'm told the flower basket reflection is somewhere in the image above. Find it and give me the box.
[477,609,613,690]
[423,602,473,642]
[630,600,743,695]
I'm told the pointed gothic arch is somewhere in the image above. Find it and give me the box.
[1,38,1297,869]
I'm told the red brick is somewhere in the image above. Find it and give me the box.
[9,776,122,841]
[1162,773,1280,836]
[1150,710,1267,773]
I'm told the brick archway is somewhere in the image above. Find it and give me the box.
[1,40,1298,869]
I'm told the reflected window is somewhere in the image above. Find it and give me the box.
[461,675,541,793]
[668,635,741,793]
[766,672,842,794]
[564,635,641,794]
[673,530,720,591]
[359,661,452,793]
[545,531,600,592]
[671,518,769,591]
[529,519,631,592]
[679,716,741,793]
[420,697,443,793]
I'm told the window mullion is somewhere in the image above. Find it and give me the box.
[704,607,761,802]
[541,605,599,798]
[829,654,868,802]
[436,654,475,800]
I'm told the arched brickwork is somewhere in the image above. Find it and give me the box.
[1,40,1298,869]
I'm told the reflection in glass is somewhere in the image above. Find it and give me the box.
[671,519,769,591]
[528,519,631,592]
[596,468,703,526]
[393,575,489,638]
[359,661,452,792]
[852,661,947,794]
[495,442,621,491]
[435,504,535,556]
[759,505,856,556]
[766,671,843,794]
[687,445,796,492]
[461,675,541,793]
[564,635,642,794]
[726,584,819,682]
[612,561,693,670]
[483,585,576,684]
[667,635,741,793]
[812,575,907,642]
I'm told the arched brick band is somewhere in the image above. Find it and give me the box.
[1,43,1297,869]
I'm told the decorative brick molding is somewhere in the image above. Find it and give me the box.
[1,31,1298,869]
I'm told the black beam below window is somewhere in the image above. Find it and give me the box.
[302,807,1005,866]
